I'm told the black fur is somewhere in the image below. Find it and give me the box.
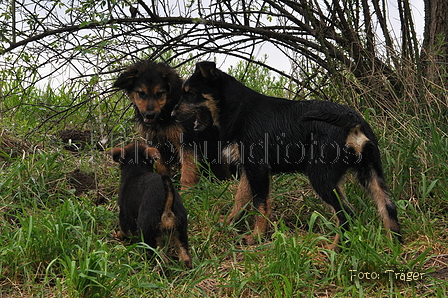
[108,142,192,267]
[302,106,365,128]
[172,61,401,247]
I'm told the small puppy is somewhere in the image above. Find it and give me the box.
[108,142,192,268]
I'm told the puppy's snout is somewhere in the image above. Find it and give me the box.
[171,104,180,120]
[144,111,157,119]
[171,109,178,120]
[142,111,157,123]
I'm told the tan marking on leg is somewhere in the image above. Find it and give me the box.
[320,202,341,251]
[327,233,341,252]
[243,197,272,245]
[179,246,192,269]
[324,184,350,252]
[222,170,252,225]
[112,230,122,239]
[346,125,369,155]
[335,182,355,216]
[180,150,199,189]
[164,124,196,188]
[155,236,170,264]
[172,237,192,268]
[253,198,272,235]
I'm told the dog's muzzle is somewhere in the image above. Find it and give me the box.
[142,111,158,124]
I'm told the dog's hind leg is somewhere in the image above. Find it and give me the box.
[179,148,200,189]
[309,175,355,251]
[328,183,354,251]
[118,210,137,240]
[174,227,192,268]
[249,194,272,245]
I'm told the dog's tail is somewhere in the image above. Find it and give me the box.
[161,174,177,230]
[302,109,362,129]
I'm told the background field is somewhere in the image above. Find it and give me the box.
[0,61,447,297]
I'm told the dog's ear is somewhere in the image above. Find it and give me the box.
[107,147,126,162]
[165,81,172,93]
[113,67,138,91]
[196,61,219,80]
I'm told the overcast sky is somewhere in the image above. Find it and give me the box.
[216,0,425,75]
[17,0,425,88]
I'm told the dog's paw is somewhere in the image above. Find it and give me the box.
[241,234,255,245]
[111,230,122,239]
[183,257,193,269]
[325,243,341,253]
[219,215,227,224]
[219,215,234,226]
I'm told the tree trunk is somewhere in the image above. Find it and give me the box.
[422,0,448,89]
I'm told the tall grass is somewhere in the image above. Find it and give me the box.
[0,61,447,297]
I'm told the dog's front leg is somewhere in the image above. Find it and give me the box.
[179,147,199,189]
[221,169,252,225]
[242,166,272,245]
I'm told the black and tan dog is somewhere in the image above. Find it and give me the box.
[113,60,231,188]
[171,61,401,249]
[108,142,192,268]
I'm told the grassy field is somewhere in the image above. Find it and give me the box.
[0,64,447,297]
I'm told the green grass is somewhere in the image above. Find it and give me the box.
[1,63,447,297]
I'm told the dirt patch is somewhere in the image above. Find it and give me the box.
[59,129,103,151]
[424,254,448,280]
[67,169,96,196]
[59,129,92,151]
[0,130,35,160]
[195,251,263,297]
[66,169,107,205]
[2,206,22,227]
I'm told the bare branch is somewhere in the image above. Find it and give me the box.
[1,0,425,112]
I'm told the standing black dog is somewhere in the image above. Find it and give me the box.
[113,60,231,188]
[171,61,401,249]
[108,142,192,268]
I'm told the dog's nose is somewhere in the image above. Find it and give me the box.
[144,111,156,119]
[171,109,178,119]
[142,111,157,123]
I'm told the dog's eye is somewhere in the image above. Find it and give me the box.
[155,91,165,98]
[138,91,146,98]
